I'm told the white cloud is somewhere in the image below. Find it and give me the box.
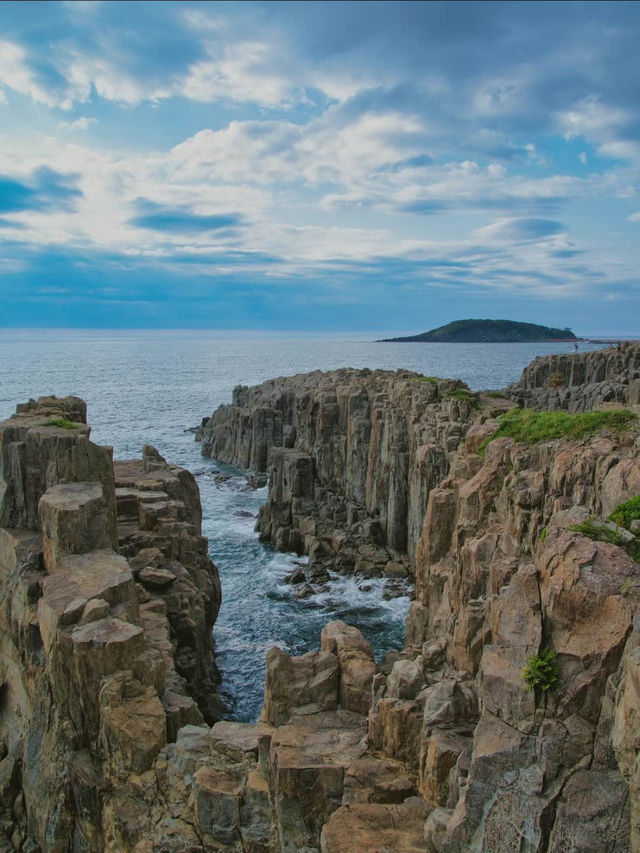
[558,96,630,141]
[182,41,300,108]
[579,151,587,165]
[473,217,565,244]
[627,212,640,222]
[57,117,97,131]
[0,41,62,108]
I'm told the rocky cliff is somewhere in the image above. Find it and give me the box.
[4,343,640,852]
[189,350,640,851]
[0,396,223,850]
[507,341,640,411]
[197,369,484,579]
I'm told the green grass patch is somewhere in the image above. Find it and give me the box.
[39,418,77,430]
[539,526,547,543]
[479,407,636,455]
[417,375,439,384]
[523,648,558,693]
[484,390,506,399]
[570,518,640,563]
[608,496,640,531]
[446,388,480,409]
[570,519,623,545]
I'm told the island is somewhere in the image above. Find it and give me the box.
[380,318,578,343]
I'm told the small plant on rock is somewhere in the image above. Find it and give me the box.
[39,418,77,430]
[608,496,640,531]
[522,647,558,693]
[446,388,480,409]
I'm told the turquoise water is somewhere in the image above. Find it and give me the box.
[0,330,607,719]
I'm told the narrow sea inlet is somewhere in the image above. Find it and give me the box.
[0,330,608,720]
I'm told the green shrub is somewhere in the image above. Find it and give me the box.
[570,518,622,545]
[608,496,640,531]
[446,388,480,409]
[539,526,547,543]
[522,648,558,693]
[39,418,77,430]
[570,518,640,563]
[479,407,636,455]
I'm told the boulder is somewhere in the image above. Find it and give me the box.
[321,621,376,714]
[321,798,431,852]
[39,482,115,570]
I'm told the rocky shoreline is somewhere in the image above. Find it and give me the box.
[1,343,640,850]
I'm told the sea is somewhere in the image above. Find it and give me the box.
[0,330,610,720]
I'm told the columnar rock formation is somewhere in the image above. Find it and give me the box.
[197,369,481,577]
[3,343,640,851]
[0,396,223,850]
[507,340,640,411]
[188,343,640,851]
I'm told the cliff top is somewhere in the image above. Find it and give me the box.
[380,318,578,343]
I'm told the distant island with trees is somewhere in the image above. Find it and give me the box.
[380,319,579,343]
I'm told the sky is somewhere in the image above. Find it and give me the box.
[0,0,639,334]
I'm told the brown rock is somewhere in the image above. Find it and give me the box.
[321,798,431,852]
[39,482,115,570]
[263,647,339,725]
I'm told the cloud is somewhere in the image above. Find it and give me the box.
[129,199,242,233]
[182,41,301,108]
[0,40,63,107]
[474,217,566,243]
[628,212,640,222]
[0,2,640,330]
[0,167,82,214]
[57,117,97,131]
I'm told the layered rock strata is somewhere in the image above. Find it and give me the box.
[0,396,222,850]
[507,340,640,411]
[197,369,483,577]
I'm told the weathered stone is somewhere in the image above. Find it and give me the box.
[100,672,166,774]
[210,721,259,762]
[263,647,339,725]
[269,711,367,851]
[240,769,270,853]
[138,565,177,588]
[39,482,115,570]
[547,769,630,852]
[38,549,136,653]
[193,765,243,844]
[343,756,416,804]
[79,597,109,625]
[321,798,431,852]
[321,621,376,714]
[386,659,425,700]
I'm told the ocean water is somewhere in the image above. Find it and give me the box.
[0,330,608,720]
